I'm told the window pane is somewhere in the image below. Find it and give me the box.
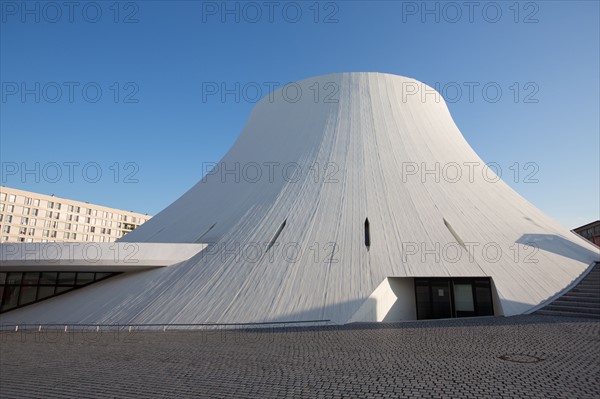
[37,286,56,300]
[453,284,474,312]
[95,273,113,280]
[56,272,76,285]
[5,273,22,285]
[55,286,73,294]
[76,273,95,286]
[39,272,58,285]
[430,281,452,319]
[1,286,20,311]
[19,286,37,306]
[415,282,430,320]
[22,272,40,285]
[475,285,494,316]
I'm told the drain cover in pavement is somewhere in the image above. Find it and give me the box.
[498,354,544,363]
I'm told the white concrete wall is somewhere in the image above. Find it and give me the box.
[386,278,418,321]
[348,277,417,322]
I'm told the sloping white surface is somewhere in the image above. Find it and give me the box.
[3,72,598,325]
[347,278,417,322]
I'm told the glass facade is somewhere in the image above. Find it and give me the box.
[0,271,119,313]
[414,278,494,320]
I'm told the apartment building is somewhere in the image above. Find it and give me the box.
[0,186,150,243]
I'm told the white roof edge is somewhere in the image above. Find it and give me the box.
[0,242,207,272]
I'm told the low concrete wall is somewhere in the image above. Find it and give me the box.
[348,277,416,322]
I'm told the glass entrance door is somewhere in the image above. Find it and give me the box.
[430,280,452,319]
[453,282,475,317]
[414,278,494,320]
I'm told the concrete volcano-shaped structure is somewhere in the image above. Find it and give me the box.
[2,72,598,325]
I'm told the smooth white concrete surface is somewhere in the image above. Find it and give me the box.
[0,243,207,271]
[2,72,598,326]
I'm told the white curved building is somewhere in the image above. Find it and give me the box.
[1,72,598,325]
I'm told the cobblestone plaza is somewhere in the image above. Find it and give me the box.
[1,315,598,398]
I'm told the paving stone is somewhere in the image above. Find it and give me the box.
[0,315,598,398]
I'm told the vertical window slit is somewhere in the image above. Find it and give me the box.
[195,223,216,243]
[364,218,371,249]
[266,219,286,253]
[443,218,465,248]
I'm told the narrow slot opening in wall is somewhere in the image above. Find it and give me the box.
[443,218,465,248]
[266,219,286,252]
[194,223,216,243]
[364,218,371,249]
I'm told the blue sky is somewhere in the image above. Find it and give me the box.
[1,0,598,228]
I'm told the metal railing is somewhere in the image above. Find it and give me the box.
[1,319,334,332]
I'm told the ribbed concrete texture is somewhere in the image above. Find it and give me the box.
[1,72,598,326]
[537,263,600,318]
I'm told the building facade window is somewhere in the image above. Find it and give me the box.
[1,189,149,243]
[0,271,119,313]
[364,218,371,248]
